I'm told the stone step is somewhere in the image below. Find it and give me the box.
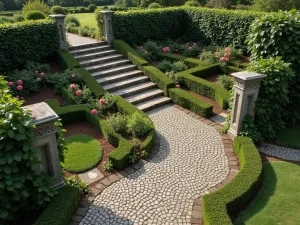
[136,96,172,111]
[70,45,112,56]
[126,89,165,105]
[91,64,137,79]
[102,76,149,92]
[69,41,107,51]
[97,70,143,85]
[80,54,124,67]
[85,59,130,73]
[74,50,118,61]
[111,82,157,98]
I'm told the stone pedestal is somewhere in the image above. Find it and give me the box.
[101,10,115,44]
[23,102,64,189]
[228,71,266,140]
[50,14,68,50]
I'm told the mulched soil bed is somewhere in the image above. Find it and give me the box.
[63,121,116,177]
[183,88,228,115]
[23,87,64,106]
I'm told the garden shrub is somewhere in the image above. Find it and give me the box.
[88,4,97,12]
[0,20,59,72]
[141,65,176,96]
[111,7,263,50]
[56,49,80,70]
[65,14,80,27]
[252,0,300,12]
[22,0,51,15]
[107,113,129,134]
[247,57,295,141]
[169,88,213,118]
[171,60,188,72]
[51,5,66,14]
[148,2,163,8]
[217,75,234,91]
[184,0,200,6]
[0,16,16,24]
[202,136,262,225]
[78,25,98,38]
[25,10,46,20]
[157,60,173,72]
[158,52,205,68]
[0,77,56,222]
[247,10,300,124]
[34,185,80,225]
[127,112,153,137]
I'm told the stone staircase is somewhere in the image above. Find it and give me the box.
[69,42,171,111]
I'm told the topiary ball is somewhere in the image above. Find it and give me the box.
[51,5,66,14]
[148,2,163,8]
[25,10,46,20]
[184,0,200,7]
[88,4,97,12]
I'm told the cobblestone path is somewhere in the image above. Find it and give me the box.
[259,143,300,161]
[80,105,229,225]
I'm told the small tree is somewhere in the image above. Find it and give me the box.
[0,76,56,222]
[207,0,234,8]
[253,0,300,11]
[22,0,51,15]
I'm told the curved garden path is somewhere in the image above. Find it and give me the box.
[259,143,300,161]
[79,105,229,225]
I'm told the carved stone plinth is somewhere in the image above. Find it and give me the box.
[101,10,115,44]
[50,14,68,50]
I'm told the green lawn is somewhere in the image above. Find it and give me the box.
[235,161,300,225]
[64,135,102,173]
[72,13,98,28]
[276,126,300,149]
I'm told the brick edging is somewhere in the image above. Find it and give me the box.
[69,133,161,225]
[172,104,240,225]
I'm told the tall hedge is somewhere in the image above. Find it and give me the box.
[108,7,263,50]
[0,19,59,72]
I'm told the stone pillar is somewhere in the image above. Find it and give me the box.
[101,10,115,44]
[23,102,64,189]
[228,71,266,139]
[50,14,68,50]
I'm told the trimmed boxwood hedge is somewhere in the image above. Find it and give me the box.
[34,185,80,225]
[202,136,262,225]
[62,87,76,105]
[112,39,148,69]
[56,49,80,70]
[141,66,176,96]
[158,53,206,68]
[110,7,263,50]
[169,88,213,118]
[180,72,230,109]
[0,19,59,72]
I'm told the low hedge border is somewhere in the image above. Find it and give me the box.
[34,185,80,225]
[56,49,80,70]
[112,39,148,69]
[141,66,176,96]
[202,136,262,225]
[169,88,213,118]
[62,87,76,105]
[158,53,207,68]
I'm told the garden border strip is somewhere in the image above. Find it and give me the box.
[56,49,81,70]
[34,185,80,225]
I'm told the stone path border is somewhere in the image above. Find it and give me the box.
[259,143,300,161]
[172,105,240,225]
[68,104,240,225]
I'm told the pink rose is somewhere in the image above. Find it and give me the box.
[17,80,23,85]
[220,57,226,62]
[193,42,196,46]
[8,82,13,87]
[75,90,81,96]
[215,52,219,58]
[40,72,45,77]
[176,84,180,88]
[72,74,76,78]
[16,95,20,99]
[225,47,231,52]
[17,85,23,91]
[91,109,97,115]
[70,84,76,89]
[225,57,229,62]
[34,70,39,74]
[224,53,229,58]
[37,78,41,82]
[144,50,148,54]
[188,47,193,51]
[99,99,105,104]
